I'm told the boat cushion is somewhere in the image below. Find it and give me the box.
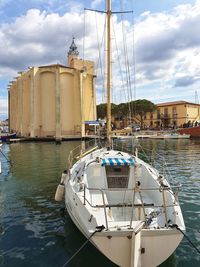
[101,158,135,166]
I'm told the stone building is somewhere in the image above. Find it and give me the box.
[8,38,96,138]
[143,101,200,129]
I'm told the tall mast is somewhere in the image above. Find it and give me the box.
[106,0,111,144]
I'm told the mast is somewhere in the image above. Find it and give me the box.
[106,0,111,144]
[84,2,133,143]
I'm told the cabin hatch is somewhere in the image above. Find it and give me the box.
[105,165,129,188]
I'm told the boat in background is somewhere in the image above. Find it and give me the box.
[178,126,200,138]
[114,131,190,140]
[147,132,190,139]
[0,132,16,142]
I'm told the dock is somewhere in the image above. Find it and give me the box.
[6,135,99,143]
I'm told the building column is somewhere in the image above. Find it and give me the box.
[55,66,61,139]
[92,75,97,120]
[7,89,10,130]
[80,71,85,137]
[19,79,23,136]
[30,68,35,137]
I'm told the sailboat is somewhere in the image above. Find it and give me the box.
[55,1,185,266]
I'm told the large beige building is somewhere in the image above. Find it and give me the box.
[8,38,96,138]
[144,101,200,129]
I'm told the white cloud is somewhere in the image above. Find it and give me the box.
[134,1,200,90]
[1,0,200,107]
[0,9,85,70]
[0,98,8,119]
[141,11,151,17]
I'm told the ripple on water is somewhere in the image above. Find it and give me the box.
[1,141,200,267]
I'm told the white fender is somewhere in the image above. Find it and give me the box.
[55,183,65,201]
[55,170,68,202]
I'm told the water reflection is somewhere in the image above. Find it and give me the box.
[0,140,200,267]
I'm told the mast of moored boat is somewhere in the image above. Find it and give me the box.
[106,0,111,145]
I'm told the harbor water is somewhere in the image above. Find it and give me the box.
[0,139,200,267]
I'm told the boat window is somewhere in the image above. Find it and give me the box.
[105,165,129,188]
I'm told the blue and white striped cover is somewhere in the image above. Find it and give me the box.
[101,158,135,166]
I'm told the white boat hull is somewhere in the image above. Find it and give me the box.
[65,179,184,267]
[60,146,185,267]
[147,134,190,139]
[92,230,183,267]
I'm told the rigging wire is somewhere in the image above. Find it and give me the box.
[94,11,107,103]
[83,9,86,62]
[111,17,128,102]
[0,149,12,165]
[120,0,133,98]
[131,5,137,118]
[169,224,200,255]
[120,0,133,123]
[84,9,107,103]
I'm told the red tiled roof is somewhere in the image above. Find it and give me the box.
[157,100,200,107]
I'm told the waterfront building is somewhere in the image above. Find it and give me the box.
[143,101,200,129]
[8,38,96,138]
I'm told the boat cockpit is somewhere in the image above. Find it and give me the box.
[69,152,182,231]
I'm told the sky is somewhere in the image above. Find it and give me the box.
[0,0,200,120]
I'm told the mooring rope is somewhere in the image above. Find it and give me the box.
[169,224,200,255]
[62,225,105,267]
[0,149,12,166]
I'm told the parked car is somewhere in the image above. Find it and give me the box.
[132,124,141,131]
[124,124,141,132]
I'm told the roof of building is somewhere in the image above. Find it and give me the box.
[38,64,72,69]
[157,100,200,107]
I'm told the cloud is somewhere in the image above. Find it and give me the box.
[134,1,200,91]
[0,98,8,119]
[174,75,200,87]
[0,9,85,71]
[136,5,200,64]
[1,0,200,108]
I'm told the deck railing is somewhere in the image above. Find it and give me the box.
[82,184,181,230]
[68,139,102,167]
[67,139,174,184]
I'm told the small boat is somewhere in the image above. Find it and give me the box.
[114,132,190,140]
[0,132,16,142]
[114,135,138,140]
[178,126,200,138]
[55,1,185,266]
[147,132,190,139]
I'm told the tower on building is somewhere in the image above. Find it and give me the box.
[68,37,79,66]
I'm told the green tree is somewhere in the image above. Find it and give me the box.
[112,103,129,118]
[97,103,107,119]
[97,99,156,129]
[97,103,117,119]
[133,99,157,128]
